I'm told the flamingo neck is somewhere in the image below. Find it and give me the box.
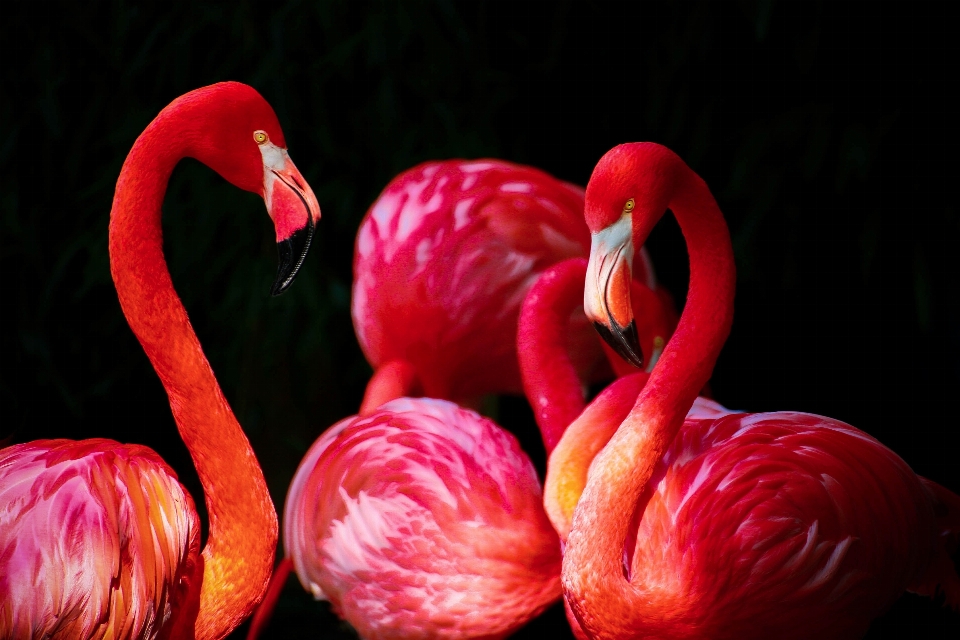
[108,106,277,640]
[518,258,591,454]
[522,258,670,541]
[543,371,648,543]
[359,359,421,416]
[563,147,735,637]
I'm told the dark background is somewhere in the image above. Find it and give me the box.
[3,1,958,637]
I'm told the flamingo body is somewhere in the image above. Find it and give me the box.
[582,411,940,639]
[0,440,200,639]
[353,159,658,408]
[284,397,562,639]
[557,141,960,638]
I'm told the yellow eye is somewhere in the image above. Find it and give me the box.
[254,130,269,145]
[623,198,635,213]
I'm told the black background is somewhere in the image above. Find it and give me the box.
[2,1,958,637]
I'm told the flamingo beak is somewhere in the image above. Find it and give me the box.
[260,142,322,296]
[584,212,644,368]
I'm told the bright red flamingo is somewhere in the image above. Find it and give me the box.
[547,142,960,639]
[280,396,562,639]
[352,158,667,413]
[0,82,321,640]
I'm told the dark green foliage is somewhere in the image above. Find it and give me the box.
[2,1,957,637]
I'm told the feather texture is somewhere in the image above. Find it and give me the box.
[0,440,200,640]
[284,398,561,640]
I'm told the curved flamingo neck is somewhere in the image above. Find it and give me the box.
[109,99,277,640]
[521,257,672,542]
[519,257,676,454]
[563,145,735,637]
[518,258,591,453]
[543,371,648,544]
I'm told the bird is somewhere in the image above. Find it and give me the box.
[280,396,563,640]
[545,141,960,639]
[352,158,667,414]
[0,81,321,640]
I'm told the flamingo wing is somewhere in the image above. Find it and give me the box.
[0,439,200,640]
[629,412,938,639]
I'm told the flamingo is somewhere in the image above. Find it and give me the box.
[279,396,563,639]
[542,141,960,639]
[352,158,669,413]
[0,82,321,640]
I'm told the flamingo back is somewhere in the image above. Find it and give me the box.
[625,412,938,639]
[284,397,562,639]
[0,439,200,640]
[352,160,646,402]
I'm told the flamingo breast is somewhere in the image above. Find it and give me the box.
[284,397,562,640]
[626,412,937,639]
[0,439,200,640]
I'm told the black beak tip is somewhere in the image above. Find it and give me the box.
[270,275,293,297]
[593,320,645,369]
[271,219,316,297]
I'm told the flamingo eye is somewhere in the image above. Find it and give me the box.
[254,130,269,145]
[623,198,635,214]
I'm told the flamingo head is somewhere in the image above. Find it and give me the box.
[583,142,674,368]
[176,82,322,295]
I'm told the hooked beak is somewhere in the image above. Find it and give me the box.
[584,212,644,368]
[260,142,322,296]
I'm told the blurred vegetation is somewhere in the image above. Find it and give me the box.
[2,0,957,637]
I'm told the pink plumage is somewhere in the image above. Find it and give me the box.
[283,397,562,639]
[0,440,200,639]
[352,159,658,409]
[629,412,944,637]
[553,387,960,638]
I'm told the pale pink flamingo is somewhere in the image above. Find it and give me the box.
[280,397,562,639]
[546,141,960,638]
[0,82,321,640]
[352,159,667,413]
